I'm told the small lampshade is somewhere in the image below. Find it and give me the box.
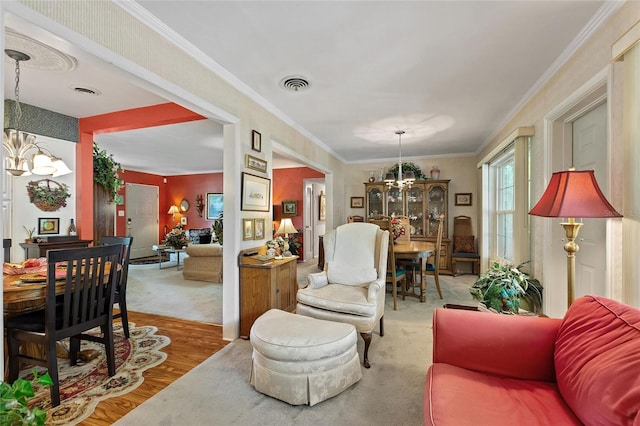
[529,170,622,218]
[51,157,72,177]
[276,218,297,236]
[31,150,55,175]
[167,205,180,215]
[384,172,395,183]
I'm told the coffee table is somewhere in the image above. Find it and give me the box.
[154,245,187,270]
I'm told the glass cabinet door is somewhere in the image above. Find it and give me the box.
[405,186,424,238]
[426,184,448,238]
[386,187,403,217]
[366,185,384,217]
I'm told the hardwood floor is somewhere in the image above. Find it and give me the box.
[79,311,227,425]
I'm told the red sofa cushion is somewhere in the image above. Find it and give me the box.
[425,363,581,426]
[555,296,640,425]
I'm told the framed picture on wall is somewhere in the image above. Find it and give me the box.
[254,218,265,240]
[241,173,271,212]
[455,193,472,206]
[350,196,364,208]
[38,217,59,235]
[319,192,326,220]
[206,193,224,219]
[252,130,262,152]
[243,218,255,241]
[282,200,298,217]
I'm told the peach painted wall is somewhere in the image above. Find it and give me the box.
[273,167,324,259]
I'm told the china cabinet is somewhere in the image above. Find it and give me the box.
[365,180,452,274]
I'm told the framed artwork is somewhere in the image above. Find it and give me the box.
[350,196,364,208]
[245,154,267,173]
[241,172,271,212]
[252,130,262,152]
[38,217,60,235]
[206,193,224,219]
[243,218,255,241]
[319,192,326,220]
[455,193,472,206]
[254,218,265,240]
[282,200,298,217]
[180,216,188,226]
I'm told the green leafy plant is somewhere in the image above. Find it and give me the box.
[469,261,543,314]
[164,228,189,249]
[212,214,223,245]
[93,143,123,201]
[387,162,424,180]
[26,179,71,211]
[0,371,52,426]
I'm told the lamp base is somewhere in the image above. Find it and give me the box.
[282,251,293,258]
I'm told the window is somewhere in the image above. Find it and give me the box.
[493,148,515,262]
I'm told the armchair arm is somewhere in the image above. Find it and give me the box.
[432,308,561,382]
[306,271,329,289]
[367,279,384,301]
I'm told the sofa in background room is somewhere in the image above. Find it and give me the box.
[182,228,222,283]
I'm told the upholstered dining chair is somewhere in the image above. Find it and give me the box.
[450,215,480,276]
[297,222,389,368]
[6,244,122,406]
[100,236,134,338]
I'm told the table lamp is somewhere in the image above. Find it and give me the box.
[528,169,622,307]
[276,218,297,257]
[167,205,180,227]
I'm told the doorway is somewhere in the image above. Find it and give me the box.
[303,178,326,260]
[126,183,159,259]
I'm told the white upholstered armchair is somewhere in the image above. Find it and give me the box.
[297,223,389,368]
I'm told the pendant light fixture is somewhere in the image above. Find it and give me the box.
[384,130,415,190]
[2,49,72,177]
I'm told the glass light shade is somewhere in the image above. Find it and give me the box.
[529,170,622,218]
[31,150,55,175]
[276,218,297,236]
[167,205,180,215]
[51,157,72,177]
[384,172,395,183]
[403,171,416,182]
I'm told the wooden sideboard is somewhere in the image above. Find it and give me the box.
[238,246,298,338]
[19,236,93,259]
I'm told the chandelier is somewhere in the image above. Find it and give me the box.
[384,130,415,190]
[2,49,71,177]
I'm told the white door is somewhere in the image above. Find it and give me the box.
[304,183,314,260]
[572,102,607,298]
[126,183,159,259]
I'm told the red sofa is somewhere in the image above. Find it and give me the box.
[425,295,640,426]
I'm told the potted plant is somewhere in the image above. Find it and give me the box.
[26,179,71,212]
[93,143,123,202]
[0,371,52,426]
[164,228,189,249]
[469,261,543,314]
[387,162,424,180]
[23,226,36,243]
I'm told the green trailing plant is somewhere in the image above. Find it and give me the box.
[212,214,223,245]
[93,143,123,201]
[0,371,52,426]
[469,261,543,314]
[387,162,424,180]
[26,179,71,211]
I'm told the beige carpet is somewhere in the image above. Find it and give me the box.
[115,272,477,426]
[126,263,222,324]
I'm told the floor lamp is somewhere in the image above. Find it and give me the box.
[528,169,622,307]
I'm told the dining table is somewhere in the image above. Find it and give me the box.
[393,240,434,303]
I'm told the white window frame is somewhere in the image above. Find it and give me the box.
[492,148,515,263]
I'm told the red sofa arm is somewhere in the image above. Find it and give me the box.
[432,308,562,382]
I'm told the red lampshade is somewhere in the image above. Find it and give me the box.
[529,170,622,218]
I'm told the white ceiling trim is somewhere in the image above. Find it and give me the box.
[476,0,624,156]
[117,0,344,163]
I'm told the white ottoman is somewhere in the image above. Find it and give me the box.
[249,309,362,406]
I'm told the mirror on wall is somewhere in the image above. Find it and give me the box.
[180,198,190,212]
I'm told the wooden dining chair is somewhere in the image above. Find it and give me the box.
[385,231,406,310]
[422,216,444,299]
[100,236,134,338]
[5,244,122,407]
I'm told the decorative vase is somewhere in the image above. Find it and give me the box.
[430,166,440,180]
[368,171,375,182]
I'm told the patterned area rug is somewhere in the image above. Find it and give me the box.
[20,323,170,425]
[130,254,168,265]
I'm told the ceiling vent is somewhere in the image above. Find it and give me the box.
[280,75,311,92]
[71,86,101,96]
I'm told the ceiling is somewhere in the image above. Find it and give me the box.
[3,1,609,175]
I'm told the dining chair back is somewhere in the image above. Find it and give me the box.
[6,244,122,407]
[3,238,11,262]
[385,231,406,310]
[100,236,134,337]
[347,215,365,223]
[422,216,444,299]
[394,215,411,243]
[368,215,391,230]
